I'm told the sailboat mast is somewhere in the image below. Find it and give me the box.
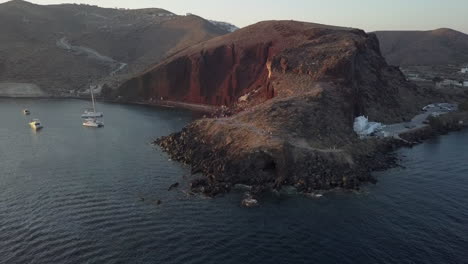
[90,85,96,112]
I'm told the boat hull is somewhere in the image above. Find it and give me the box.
[83,120,104,128]
[83,123,103,128]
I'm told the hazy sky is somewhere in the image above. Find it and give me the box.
[2,0,468,33]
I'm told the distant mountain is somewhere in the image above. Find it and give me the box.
[375,28,468,66]
[0,0,230,95]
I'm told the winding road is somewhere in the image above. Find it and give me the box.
[56,37,128,76]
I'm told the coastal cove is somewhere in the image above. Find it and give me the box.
[1,98,467,263]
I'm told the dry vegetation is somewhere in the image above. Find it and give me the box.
[0,0,229,94]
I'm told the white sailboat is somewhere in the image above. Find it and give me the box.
[81,86,103,118]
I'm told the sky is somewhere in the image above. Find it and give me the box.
[2,0,468,33]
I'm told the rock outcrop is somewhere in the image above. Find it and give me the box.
[151,21,431,196]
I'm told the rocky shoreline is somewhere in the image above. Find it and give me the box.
[155,111,468,198]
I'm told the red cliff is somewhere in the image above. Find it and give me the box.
[118,21,421,122]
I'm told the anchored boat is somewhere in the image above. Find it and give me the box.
[81,86,103,118]
[81,85,104,128]
[29,119,43,130]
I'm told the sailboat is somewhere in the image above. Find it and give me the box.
[81,85,103,118]
[82,85,104,128]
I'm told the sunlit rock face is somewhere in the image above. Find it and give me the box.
[151,20,429,196]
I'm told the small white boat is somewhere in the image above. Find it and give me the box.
[29,119,43,130]
[23,109,31,115]
[83,118,104,128]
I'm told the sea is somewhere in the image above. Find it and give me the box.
[0,98,467,264]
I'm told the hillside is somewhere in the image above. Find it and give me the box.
[375,28,468,66]
[149,21,432,196]
[0,0,230,96]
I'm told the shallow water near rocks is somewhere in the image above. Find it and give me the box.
[1,99,467,264]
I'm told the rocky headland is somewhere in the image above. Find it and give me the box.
[126,21,467,197]
[144,21,459,197]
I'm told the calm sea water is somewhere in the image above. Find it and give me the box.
[0,99,467,264]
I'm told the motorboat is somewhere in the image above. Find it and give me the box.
[29,119,43,130]
[23,109,30,115]
[83,118,104,128]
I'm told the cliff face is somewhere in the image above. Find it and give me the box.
[118,41,273,105]
[152,21,428,195]
[118,21,419,122]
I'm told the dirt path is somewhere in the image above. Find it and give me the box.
[56,37,127,76]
